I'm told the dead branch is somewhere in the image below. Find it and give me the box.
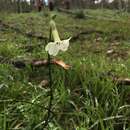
[1,57,130,85]
[0,20,48,40]
[1,19,103,42]
[11,60,130,85]
[31,59,48,67]
[99,71,130,86]
[114,77,130,85]
[71,29,105,41]
[10,59,48,69]
[11,59,70,70]
[57,8,125,23]
[57,8,93,19]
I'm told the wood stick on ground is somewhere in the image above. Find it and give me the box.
[12,59,71,70]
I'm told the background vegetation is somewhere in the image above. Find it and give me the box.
[0,1,130,129]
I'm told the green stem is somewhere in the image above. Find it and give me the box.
[43,28,53,128]
[3,102,6,130]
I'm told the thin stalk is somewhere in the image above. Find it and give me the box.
[43,28,53,128]
[3,102,6,130]
[33,27,53,130]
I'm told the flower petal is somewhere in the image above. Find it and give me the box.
[45,42,59,56]
[49,46,59,56]
[50,20,61,42]
[59,38,71,51]
[45,42,54,51]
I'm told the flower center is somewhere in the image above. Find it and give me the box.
[56,42,61,45]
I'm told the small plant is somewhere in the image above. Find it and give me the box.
[39,17,71,129]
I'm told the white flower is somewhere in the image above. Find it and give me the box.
[45,20,71,56]
[45,38,71,56]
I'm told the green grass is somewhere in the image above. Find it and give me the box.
[0,9,130,129]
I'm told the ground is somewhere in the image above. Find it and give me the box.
[0,9,130,130]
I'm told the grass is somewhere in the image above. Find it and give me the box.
[0,9,130,129]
